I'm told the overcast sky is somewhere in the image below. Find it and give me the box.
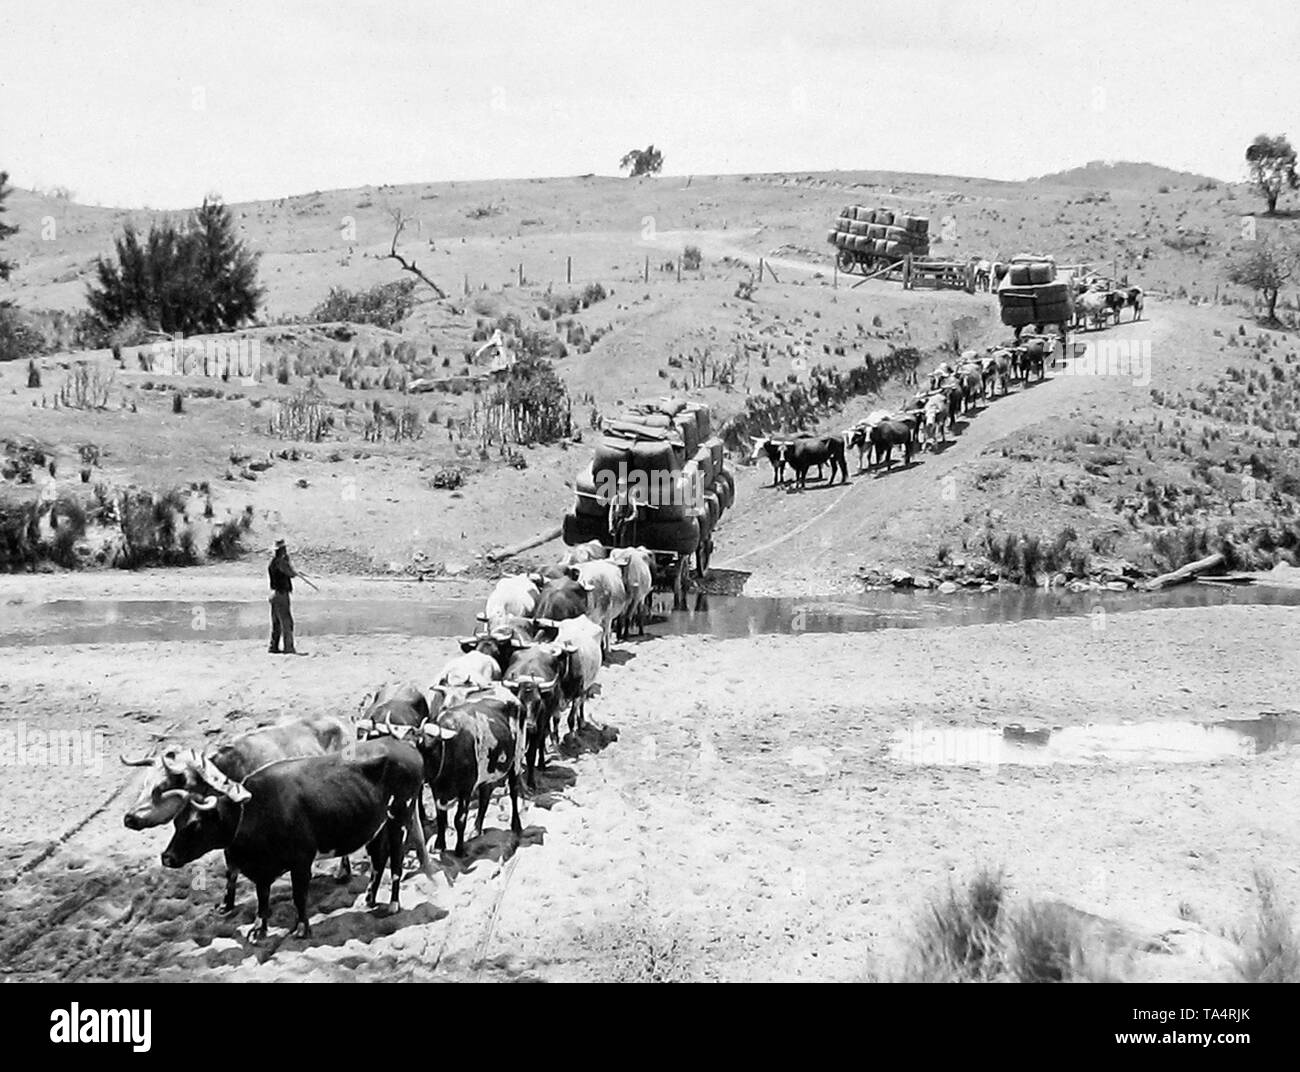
[2,0,1297,208]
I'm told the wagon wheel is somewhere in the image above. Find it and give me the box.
[672,554,690,611]
[836,249,856,275]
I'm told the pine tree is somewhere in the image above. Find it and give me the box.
[87,197,262,336]
[0,171,17,282]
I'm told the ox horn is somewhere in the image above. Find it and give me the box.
[119,753,156,767]
[475,612,489,623]
[189,793,221,812]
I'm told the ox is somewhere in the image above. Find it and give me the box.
[608,545,653,639]
[158,737,426,941]
[484,574,542,622]
[781,435,849,489]
[417,688,525,858]
[122,715,352,914]
[502,642,572,789]
[573,560,627,656]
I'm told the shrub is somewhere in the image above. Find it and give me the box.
[310,279,418,329]
[208,505,254,560]
[172,392,184,414]
[26,359,40,388]
[87,198,263,336]
[0,304,45,362]
[682,245,702,271]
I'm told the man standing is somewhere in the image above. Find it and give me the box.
[268,538,298,654]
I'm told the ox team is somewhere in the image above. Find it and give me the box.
[122,542,650,941]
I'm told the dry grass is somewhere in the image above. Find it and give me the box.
[900,869,1119,983]
[1236,869,1300,983]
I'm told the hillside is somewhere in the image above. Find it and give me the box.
[1031,160,1223,191]
[3,163,1300,588]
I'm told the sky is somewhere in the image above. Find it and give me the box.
[2,0,1298,208]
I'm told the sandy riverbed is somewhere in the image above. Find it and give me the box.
[1,601,1296,981]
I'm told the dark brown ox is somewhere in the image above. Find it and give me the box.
[121,715,352,914]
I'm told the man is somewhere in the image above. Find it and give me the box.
[268,539,299,654]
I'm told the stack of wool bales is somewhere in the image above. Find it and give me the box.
[826,206,930,259]
[562,398,733,554]
[996,259,1073,327]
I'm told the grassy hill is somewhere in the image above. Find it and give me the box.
[3,162,1300,585]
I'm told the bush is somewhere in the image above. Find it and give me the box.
[172,392,184,414]
[207,506,254,561]
[115,487,198,568]
[87,198,263,336]
[310,279,417,330]
[26,359,40,388]
[682,245,702,271]
[0,303,43,362]
[0,498,41,570]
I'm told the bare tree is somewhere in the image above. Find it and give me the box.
[385,209,447,299]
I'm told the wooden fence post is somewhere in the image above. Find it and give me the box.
[644,256,649,283]
[567,255,572,284]
[833,260,838,289]
[518,263,524,286]
[758,258,765,283]
[677,256,682,283]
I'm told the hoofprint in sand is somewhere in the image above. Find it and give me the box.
[0,603,1294,982]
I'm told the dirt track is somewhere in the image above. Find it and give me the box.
[1,601,1294,981]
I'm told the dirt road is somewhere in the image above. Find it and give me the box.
[717,312,1168,594]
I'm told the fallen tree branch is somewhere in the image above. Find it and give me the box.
[385,210,447,299]
[487,525,563,563]
[1144,552,1225,591]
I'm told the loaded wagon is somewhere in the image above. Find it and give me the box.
[827,205,931,278]
[996,255,1073,349]
[561,398,734,609]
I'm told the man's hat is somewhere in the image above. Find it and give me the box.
[274,538,286,549]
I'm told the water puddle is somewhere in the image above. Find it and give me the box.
[0,584,1297,648]
[889,714,1300,768]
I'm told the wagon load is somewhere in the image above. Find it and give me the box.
[562,398,732,560]
[827,206,930,260]
[996,260,1072,327]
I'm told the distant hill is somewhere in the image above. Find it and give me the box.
[1030,160,1225,190]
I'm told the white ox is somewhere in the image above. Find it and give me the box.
[573,560,628,658]
[429,646,501,713]
[484,573,542,623]
[560,540,609,566]
[542,614,604,737]
[608,546,653,639]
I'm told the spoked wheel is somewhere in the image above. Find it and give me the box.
[836,249,857,275]
[672,555,690,611]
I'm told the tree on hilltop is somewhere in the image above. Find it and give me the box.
[1246,134,1299,215]
[620,145,664,178]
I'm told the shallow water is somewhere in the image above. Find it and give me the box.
[889,713,1300,768]
[0,582,1296,647]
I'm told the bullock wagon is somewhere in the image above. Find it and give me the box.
[996,256,1073,346]
[561,398,734,609]
[827,205,931,280]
